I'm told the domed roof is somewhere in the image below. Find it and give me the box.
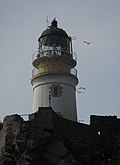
[38,19,68,41]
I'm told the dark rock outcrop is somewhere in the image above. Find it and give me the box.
[0,108,120,164]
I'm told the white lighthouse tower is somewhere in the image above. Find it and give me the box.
[31,19,78,121]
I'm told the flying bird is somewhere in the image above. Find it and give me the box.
[76,87,87,94]
[77,87,87,91]
[77,91,85,94]
[83,41,92,45]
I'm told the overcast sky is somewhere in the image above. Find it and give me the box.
[0,0,120,123]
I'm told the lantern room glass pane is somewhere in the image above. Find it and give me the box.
[38,35,71,57]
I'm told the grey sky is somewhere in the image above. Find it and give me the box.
[0,0,120,123]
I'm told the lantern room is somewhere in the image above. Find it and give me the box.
[38,18,72,58]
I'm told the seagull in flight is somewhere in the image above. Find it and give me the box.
[76,87,87,93]
[83,41,92,45]
[77,87,87,91]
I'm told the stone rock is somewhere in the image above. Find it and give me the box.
[0,109,120,164]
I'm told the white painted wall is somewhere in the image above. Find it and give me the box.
[32,74,78,121]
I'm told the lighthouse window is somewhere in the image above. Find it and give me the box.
[50,84,63,97]
[54,86,59,95]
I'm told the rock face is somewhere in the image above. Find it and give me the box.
[0,108,120,164]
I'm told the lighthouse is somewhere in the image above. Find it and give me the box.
[31,19,78,121]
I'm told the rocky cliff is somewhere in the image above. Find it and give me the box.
[0,107,120,165]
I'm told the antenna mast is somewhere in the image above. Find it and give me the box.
[46,16,50,28]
